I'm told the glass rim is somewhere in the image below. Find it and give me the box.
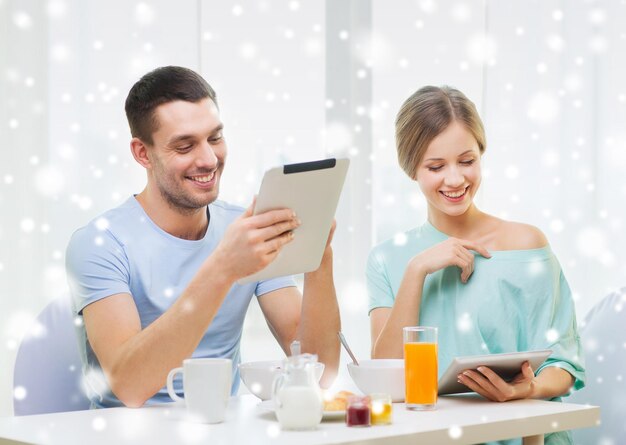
[402,326,437,332]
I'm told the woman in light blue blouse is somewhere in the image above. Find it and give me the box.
[367,86,584,443]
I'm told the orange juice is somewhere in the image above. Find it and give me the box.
[404,342,438,408]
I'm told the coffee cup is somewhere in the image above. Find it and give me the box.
[166,358,232,423]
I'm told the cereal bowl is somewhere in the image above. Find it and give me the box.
[347,359,405,402]
[239,360,324,401]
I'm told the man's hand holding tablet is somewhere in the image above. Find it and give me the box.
[238,158,349,284]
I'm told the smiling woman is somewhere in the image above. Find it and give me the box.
[413,122,481,219]
[367,86,585,445]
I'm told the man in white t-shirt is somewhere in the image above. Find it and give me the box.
[66,66,340,408]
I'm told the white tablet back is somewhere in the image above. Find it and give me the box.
[238,158,349,284]
[438,349,552,395]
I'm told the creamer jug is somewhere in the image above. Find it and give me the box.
[272,353,323,430]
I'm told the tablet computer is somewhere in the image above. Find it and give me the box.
[238,158,349,284]
[438,349,552,395]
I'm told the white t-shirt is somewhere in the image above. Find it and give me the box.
[66,196,295,408]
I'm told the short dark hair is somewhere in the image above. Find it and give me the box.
[124,66,217,145]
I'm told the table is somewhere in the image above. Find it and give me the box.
[0,394,599,445]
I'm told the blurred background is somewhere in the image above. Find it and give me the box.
[1,0,625,417]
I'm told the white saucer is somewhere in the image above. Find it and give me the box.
[258,400,345,420]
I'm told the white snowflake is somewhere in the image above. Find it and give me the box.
[527,92,560,124]
[135,3,156,25]
[324,123,353,154]
[239,43,257,59]
[13,386,27,401]
[266,423,281,438]
[47,0,67,18]
[588,9,606,25]
[20,218,35,233]
[466,33,497,65]
[550,219,564,234]
[451,4,471,22]
[546,34,565,52]
[545,329,560,343]
[448,425,463,439]
[419,0,437,14]
[92,416,107,431]
[393,232,408,246]
[232,5,243,17]
[457,313,472,332]
[34,166,65,196]
[12,11,33,29]
[576,227,607,258]
[50,43,70,62]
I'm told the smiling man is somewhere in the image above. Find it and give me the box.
[66,66,340,408]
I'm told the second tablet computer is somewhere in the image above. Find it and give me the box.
[238,158,349,284]
[438,349,552,395]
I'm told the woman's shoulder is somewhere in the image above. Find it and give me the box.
[493,220,549,250]
[368,225,432,261]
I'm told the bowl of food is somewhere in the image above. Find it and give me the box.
[347,359,405,402]
[239,360,325,401]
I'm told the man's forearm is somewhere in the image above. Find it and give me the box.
[298,248,340,388]
[104,256,235,407]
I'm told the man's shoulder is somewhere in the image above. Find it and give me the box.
[69,197,140,246]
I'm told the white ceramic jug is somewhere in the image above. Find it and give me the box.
[272,353,323,430]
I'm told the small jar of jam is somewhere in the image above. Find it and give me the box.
[370,393,393,425]
[346,395,371,427]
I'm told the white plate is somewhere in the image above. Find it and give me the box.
[258,400,345,420]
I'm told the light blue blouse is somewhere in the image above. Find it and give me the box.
[366,221,585,445]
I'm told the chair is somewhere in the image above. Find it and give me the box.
[13,296,91,415]
[567,288,626,444]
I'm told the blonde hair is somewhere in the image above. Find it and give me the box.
[395,85,486,179]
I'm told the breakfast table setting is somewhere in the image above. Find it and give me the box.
[0,331,600,445]
[0,392,599,445]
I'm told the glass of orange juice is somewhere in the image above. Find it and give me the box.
[403,326,438,410]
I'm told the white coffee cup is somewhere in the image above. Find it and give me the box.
[166,358,232,423]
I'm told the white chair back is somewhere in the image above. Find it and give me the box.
[13,296,90,415]
[567,288,626,444]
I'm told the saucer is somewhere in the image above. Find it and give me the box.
[258,400,345,420]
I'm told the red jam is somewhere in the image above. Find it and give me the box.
[346,396,371,427]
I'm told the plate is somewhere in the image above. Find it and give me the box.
[322,409,346,420]
[258,400,345,420]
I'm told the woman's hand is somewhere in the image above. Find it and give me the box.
[410,237,491,283]
[457,361,536,402]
